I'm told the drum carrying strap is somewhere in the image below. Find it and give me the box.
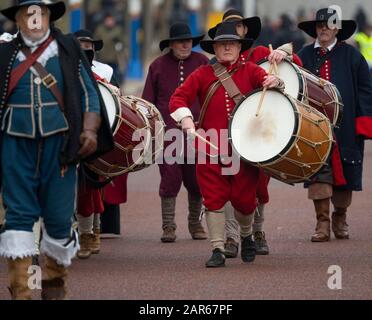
[212,62,244,105]
[197,63,242,128]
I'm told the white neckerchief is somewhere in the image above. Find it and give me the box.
[21,29,50,50]
[16,29,58,68]
[314,38,337,52]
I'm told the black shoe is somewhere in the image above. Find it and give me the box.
[241,235,256,263]
[205,249,226,268]
[254,231,270,255]
[224,238,239,259]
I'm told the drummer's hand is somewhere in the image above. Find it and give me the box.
[181,117,195,134]
[268,49,287,64]
[78,130,98,159]
[263,75,281,89]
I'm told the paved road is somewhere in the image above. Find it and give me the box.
[1,144,371,300]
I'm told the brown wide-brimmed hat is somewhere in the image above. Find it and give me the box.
[298,7,357,41]
[200,21,254,55]
[208,9,261,40]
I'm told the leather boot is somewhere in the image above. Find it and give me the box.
[161,197,177,242]
[332,208,349,240]
[205,249,226,268]
[161,227,176,243]
[41,256,68,300]
[7,257,33,300]
[241,235,257,263]
[77,233,94,259]
[254,231,269,255]
[224,238,239,259]
[188,193,207,240]
[91,228,101,254]
[311,199,331,242]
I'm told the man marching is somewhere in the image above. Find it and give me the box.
[0,0,113,299]
[298,8,372,242]
[142,23,209,243]
[170,22,284,267]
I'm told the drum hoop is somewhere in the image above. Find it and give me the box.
[255,103,333,184]
[332,85,344,128]
[257,58,305,101]
[259,99,333,168]
[98,81,121,133]
[228,89,300,165]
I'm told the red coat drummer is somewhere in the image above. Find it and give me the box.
[75,30,128,259]
[169,22,285,268]
[208,9,303,257]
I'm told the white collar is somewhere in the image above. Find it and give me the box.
[21,29,51,49]
[314,38,337,52]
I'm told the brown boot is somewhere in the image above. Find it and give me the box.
[91,229,101,254]
[7,257,33,300]
[161,227,176,243]
[41,256,68,300]
[311,199,331,242]
[188,194,207,240]
[161,197,177,242]
[77,233,94,259]
[332,208,349,240]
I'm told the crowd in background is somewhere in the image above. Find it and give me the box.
[1,1,371,85]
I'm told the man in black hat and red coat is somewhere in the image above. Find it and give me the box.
[298,7,372,242]
[169,22,284,268]
[0,0,113,299]
[142,22,209,243]
[208,8,304,258]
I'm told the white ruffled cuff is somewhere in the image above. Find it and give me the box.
[40,228,80,268]
[170,107,193,123]
[0,231,36,260]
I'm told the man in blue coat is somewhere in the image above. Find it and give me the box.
[0,0,113,299]
[298,8,372,242]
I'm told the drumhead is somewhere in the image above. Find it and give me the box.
[258,59,302,100]
[229,90,297,163]
[98,82,119,129]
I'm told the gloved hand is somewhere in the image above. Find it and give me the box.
[78,112,101,159]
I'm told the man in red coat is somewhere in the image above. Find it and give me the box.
[142,23,209,243]
[169,22,284,268]
[208,9,303,257]
[75,30,128,259]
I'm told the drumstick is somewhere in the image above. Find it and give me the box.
[189,130,219,151]
[255,63,274,117]
[269,44,279,76]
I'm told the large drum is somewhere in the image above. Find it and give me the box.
[258,59,343,128]
[123,96,165,172]
[229,89,333,184]
[86,81,165,177]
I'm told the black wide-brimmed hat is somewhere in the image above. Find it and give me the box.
[1,0,66,22]
[159,22,205,51]
[200,21,254,55]
[208,9,261,40]
[298,7,357,41]
[74,29,104,51]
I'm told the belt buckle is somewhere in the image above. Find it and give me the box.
[42,74,57,89]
